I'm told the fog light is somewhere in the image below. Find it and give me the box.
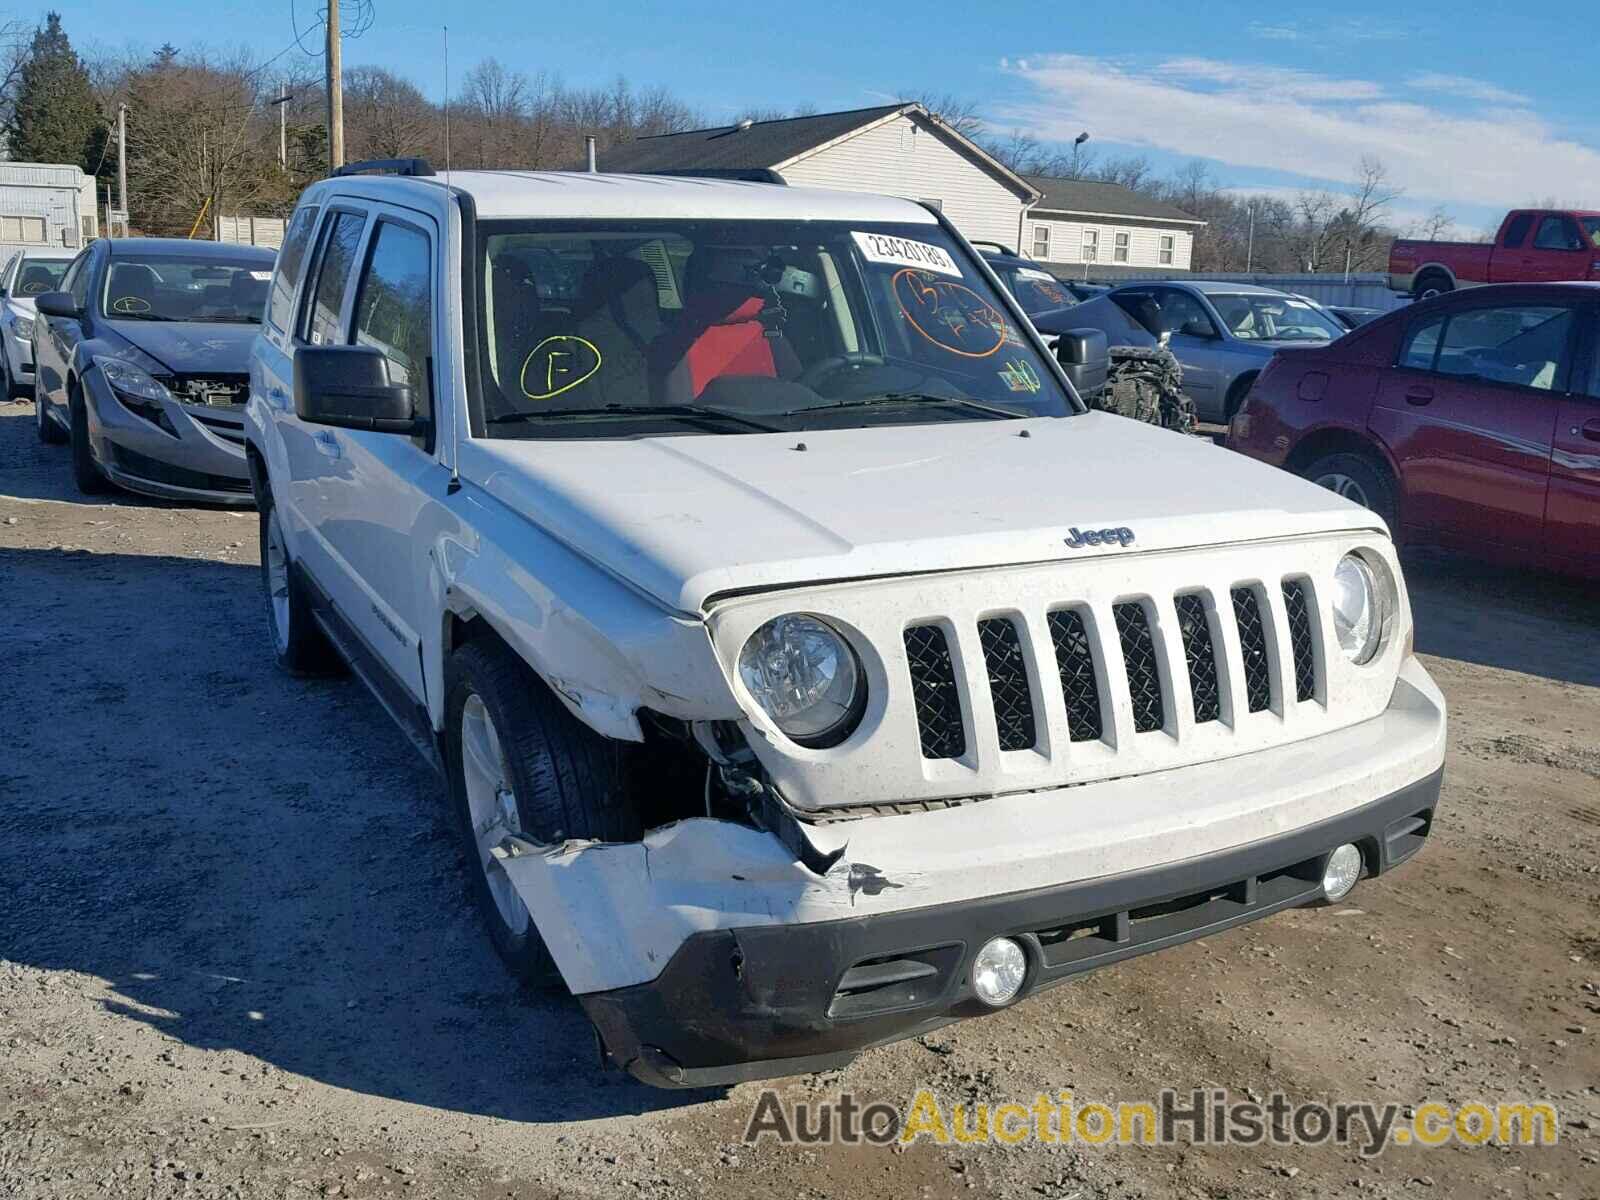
[1322,843,1363,901]
[972,937,1028,1007]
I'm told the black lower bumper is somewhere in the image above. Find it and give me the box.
[583,769,1442,1088]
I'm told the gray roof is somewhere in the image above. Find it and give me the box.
[1026,176,1204,225]
[594,105,908,175]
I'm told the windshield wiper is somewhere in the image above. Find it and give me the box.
[107,312,176,322]
[488,403,778,433]
[778,392,1025,420]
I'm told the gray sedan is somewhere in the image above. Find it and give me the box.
[1093,281,1344,422]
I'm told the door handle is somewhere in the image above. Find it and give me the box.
[1404,385,1433,406]
[313,431,342,459]
[1579,419,1600,442]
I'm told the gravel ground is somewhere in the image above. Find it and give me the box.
[2,397,1597,1200]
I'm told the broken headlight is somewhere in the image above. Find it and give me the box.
[95,356,177,435]
[737,614,865,748]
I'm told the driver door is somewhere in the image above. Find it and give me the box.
[1151,287,1224,414]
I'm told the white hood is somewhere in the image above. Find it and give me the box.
[464,413,1382,613]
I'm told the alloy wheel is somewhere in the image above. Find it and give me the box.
[459,693,531,935]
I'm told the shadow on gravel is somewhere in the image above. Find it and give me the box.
[0,546,719,1123]
[1403,553,1600,688]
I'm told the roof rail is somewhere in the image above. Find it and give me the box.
[643,167,787,185]
[331,157,436,178]
[969,240,1017,256]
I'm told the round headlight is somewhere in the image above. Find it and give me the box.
[1332,553,1383,665]
[972,937,1028,1007]
[737,615,865,747]
[1322,842,1363,901]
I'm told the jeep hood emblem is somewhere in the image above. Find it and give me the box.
[1065,526,1135,549]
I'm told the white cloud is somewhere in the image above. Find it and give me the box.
[1406,72,1531,107]
[999,54,1600,210]
[1247,22,1302,41]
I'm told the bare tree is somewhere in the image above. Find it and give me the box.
[897,90,984,139]
[343,66,433,162]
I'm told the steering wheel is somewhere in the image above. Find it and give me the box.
[798,352,886,390]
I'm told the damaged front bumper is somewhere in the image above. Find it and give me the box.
[499,658,1447,1088]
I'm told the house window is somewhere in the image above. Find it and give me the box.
[1081,229,1099,262]
[1114,231,1130,263]
[1032,225,1050,259]
[1,216,47,244]
[1159,235,1175,265]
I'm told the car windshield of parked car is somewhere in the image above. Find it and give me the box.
[473,218,1076,438]
[1002,265,1077,317]
[1210,293,1342,341]
[12,258,69,296]
[100,254,273,324]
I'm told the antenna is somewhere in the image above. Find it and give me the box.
[444,24,461,495]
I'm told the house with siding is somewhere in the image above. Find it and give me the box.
[0,162,97,261]
[1023,177,1204,273]
[592,103,1040,249]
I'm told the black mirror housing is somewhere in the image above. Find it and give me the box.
[1053,327,1109,402]
[35,291,79,319]
[294,344,423,434]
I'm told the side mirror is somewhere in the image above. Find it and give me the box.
[35,291,79,319]
[294,344,424,434]
[1053,328,1108,367]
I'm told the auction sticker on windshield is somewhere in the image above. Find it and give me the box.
[852,231,963,278]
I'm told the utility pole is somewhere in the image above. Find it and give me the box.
[325,0,344,171]
[1246,200,1256,273]
[271,84,291,170]
[116,103,128,229]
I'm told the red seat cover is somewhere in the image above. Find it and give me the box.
[682,296,776,397]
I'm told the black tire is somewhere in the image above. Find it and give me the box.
[445,638,641,983]
[1303,451,1398,531]
[1412,271,1452,302]
[35,378,64,444]
[69,388,108,494]
[258,489,344,675]
[1225,373,1257,422]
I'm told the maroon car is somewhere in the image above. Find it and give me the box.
[1227,283,1600,579]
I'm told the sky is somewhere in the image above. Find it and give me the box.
[48,0,1600,234]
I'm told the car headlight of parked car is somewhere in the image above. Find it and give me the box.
[738,614,866,748]
[1331,552,1394,665]
[11,314,33,340]
[95,355,178,434]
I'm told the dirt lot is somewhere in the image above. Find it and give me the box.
[1,397,1596,1200]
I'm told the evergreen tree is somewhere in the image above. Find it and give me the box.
[8,13,102,170]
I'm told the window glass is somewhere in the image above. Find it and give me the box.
[352,221,433,418]
[302,211,366,345]
[1031,226,1050,259]
[1114,231,1130,263]
[1081,229,1098,261]
[1152,289,1216,337]
[1159,235,1175,265]
[473,218,1074,438]
[1580,216,1600,250]
[1502,213,1534,249]
[1399,315,1444,370]
[1433,304,1572,390]
[268,204,320,331]
[1532,217,1581,251]
[66,250,93,307]
[14,257,68,295]
[1209,293,1341,341]
[1007,266,1074,315]
[102,253,272,323]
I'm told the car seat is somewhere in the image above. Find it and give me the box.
[16,263,56,296]
[107,264,159,316]
[655,247,800,403]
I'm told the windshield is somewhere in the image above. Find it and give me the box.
[472,218,1075,438]
[1581,216,1600,249]
[101,254,274,324]
[1210,293,1343,341]
[13,258,69,296]
[996,264,1077,317]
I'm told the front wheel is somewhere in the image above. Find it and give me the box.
[445,639,641,983]
[69,391,107,494]
[35,378,64,444]
[1304,451,1398,531]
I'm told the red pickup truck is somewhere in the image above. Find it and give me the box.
[1389,209,1600,300]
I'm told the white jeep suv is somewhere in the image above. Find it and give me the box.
[245,161,1446,1088]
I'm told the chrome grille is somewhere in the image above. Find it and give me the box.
[1113,602,1164,734]
[1047,609,1101,742]
[978,617,1036,751]
[1282,580,1316,703]
[1231,587,1272,713]
[1174,592,1221,724]
[904,625,965,760]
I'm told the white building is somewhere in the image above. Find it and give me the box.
[595,103,1039,249]
[0,162,97,260]
[1023,177,1203,272]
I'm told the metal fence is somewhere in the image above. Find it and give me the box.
[217,215,286,250]
[1062,267,1407,313]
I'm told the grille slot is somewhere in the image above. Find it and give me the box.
[1046,609,1102,742]
[1174,593,1221,724]
[1282,580,1317,703]
[904,625,966,760]
[978,617,1036,751]
[1113,602,1164,733]
[1232,586,1272,712]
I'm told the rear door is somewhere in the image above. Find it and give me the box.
[1371,300,1575,555]
[1545,308,1600,573]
